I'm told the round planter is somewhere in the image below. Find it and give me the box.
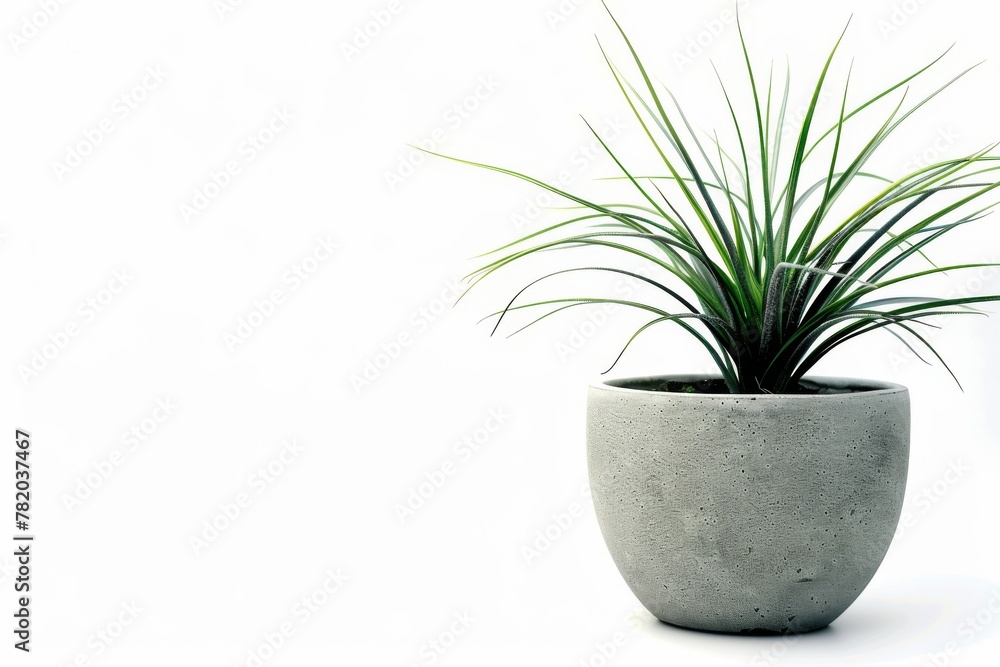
[587,375,909,634]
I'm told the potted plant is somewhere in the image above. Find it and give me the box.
[432,4,1000,634]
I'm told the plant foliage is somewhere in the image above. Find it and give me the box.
[431,3,1000,394]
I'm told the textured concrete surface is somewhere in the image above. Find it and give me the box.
[587,375,910,634]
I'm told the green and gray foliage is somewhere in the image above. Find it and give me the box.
[433,4,1000,394]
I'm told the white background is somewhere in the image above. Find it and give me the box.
[2,0,999,665]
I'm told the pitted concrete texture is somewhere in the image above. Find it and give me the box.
[587,375,909,634]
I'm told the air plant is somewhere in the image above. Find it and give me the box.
[431,4,1000,394]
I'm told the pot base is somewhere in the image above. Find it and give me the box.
[660,618,831,636]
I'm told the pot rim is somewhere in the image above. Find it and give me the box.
[592,374,908,398]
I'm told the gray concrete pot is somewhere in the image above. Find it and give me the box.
[587,375,909,634]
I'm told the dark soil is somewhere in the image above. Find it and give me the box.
[623,378,872,395]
